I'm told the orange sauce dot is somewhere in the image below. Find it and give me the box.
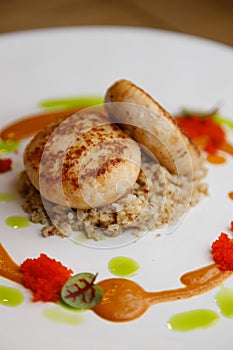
[228,192,233,201]
[220,142,233,156]
[206,154,226,164]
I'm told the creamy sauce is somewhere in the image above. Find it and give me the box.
[93,265,232,322]
[206,154,226,164]
[228,192,233,200]
[1,94,105,141]
[0,244,23,285]
[0,108,82,140]
[0,244,231,323]
[220,142,233,156]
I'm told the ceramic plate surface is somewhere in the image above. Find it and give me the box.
[0,26,233,350]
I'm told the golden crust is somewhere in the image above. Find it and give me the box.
[24,110,141,209]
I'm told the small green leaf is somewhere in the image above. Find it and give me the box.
[181,108,208,116]
[61,273,104,309]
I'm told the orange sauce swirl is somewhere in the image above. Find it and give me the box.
[0,244,23,285]
[0,108,82,140]
[0,243,231,322]
[206,154,226,164]
[220,142,233,156]
[228,192,233,200]
[93,265,231,322]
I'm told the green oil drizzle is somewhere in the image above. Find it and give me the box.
[43,306,84,326]
[108,256,139,277]
[168,309,219,332]
[215,286,233,318]
[40,96,103,110]
[0,285,24,307]
[58,300,87,312]
[5,215,31,228]
[0,192,16,203]
[0,139,19,153]
[71,233,89,245]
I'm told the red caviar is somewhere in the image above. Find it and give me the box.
[176,115,226,154]
[20,254,73,302]
[211,233,233,271]
[0,158,12,173]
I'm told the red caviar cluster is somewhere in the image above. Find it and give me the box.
[211,233,233,271]
[20,254,73,302]
[176,115,226,154]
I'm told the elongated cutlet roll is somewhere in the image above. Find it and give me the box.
[105,79,205,180]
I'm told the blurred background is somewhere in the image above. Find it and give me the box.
[0,0,232,46]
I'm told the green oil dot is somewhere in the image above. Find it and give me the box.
[5,215,31,228]
[0,139,19,153]
[43,307,84,326]
[0,192,16,203]
[58,300,87,312]
[215,286,233,318]
[108,256,139,277]
[168,309,219,332]
[0,285,24,307]
[71,233,89,245]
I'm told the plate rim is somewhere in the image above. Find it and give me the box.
[0,24,232,53]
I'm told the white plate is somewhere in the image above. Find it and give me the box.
[1,26,233,350]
